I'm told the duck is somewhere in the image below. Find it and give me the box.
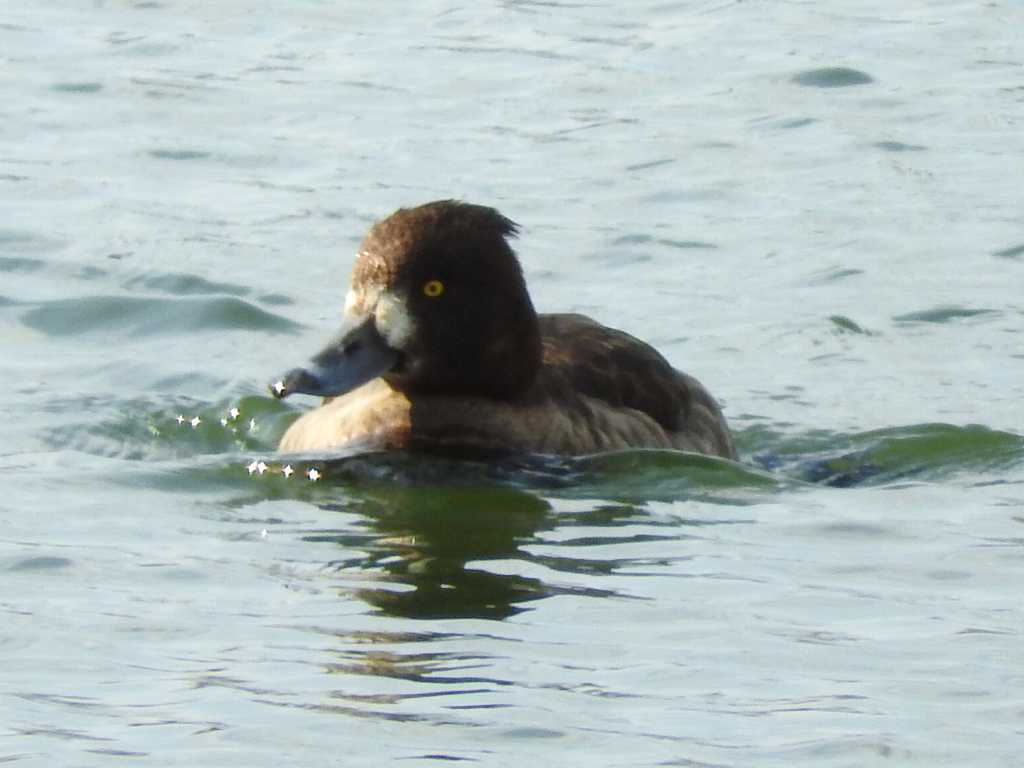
[270,200,736,460]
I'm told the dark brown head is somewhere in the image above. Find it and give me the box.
[271,201,543,402]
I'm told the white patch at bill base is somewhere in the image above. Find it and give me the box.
[374,290,415,349]
[343,289,359,315]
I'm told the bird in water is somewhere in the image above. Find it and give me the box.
[271,200,736,460]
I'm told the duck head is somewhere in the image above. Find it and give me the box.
[271,200,543,402]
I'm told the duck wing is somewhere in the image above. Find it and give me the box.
[536,313,693,432]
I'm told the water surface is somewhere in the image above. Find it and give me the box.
[3,1,1023,766]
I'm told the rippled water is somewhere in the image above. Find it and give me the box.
[3,1,1024,766]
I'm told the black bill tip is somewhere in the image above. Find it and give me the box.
[269,367,325,399]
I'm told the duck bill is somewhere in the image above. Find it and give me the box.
[270,313,400,399]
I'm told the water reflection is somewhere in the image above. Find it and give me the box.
[295,450,769,620]
[309,483,590,620]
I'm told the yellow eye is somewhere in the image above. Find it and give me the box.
[422,279,444,298]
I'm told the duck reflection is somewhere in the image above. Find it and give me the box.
[300,454,622,620]
[290,448,764,620]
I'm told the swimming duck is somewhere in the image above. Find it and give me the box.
[271,201,736,459]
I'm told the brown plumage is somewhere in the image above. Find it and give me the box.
[272,201,736,459]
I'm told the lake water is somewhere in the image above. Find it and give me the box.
[3,1,1024,765]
